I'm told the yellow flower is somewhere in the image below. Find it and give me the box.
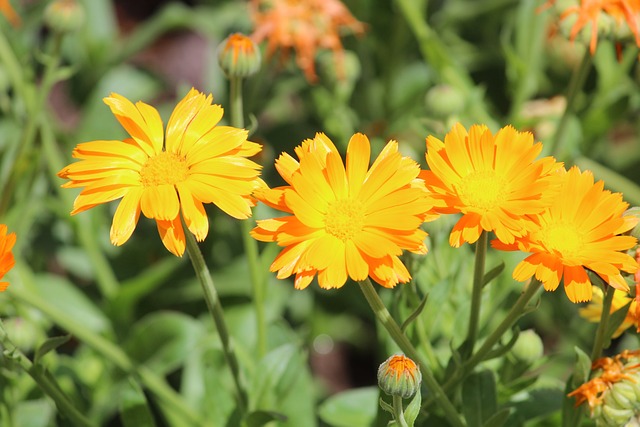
[0,224,15,292]
[251,133,436,289]
[421,123,559,247]
[580,286,639,337]
[58,88,263,256]
[494,166,638,303]
[249,0,365,82]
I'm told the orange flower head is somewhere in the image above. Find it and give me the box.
[421,123,560,247]
[377,354,422,399]
[218,33,262,78]
[0,0,20,27]
[251,132,437,290]
[58,88,263,257]
[568,350,640,424]
[0,224,16,292]
[494,166,639,303]
[249,0,365,82]
[546,0,640,53]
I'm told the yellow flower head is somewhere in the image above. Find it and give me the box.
[580,286,639,337]
[251,133,437,289]
[249,0,365,82]
[421,123,559,247]
[0,224,16,292]
[494,166,639,303]
[58,88,263,257]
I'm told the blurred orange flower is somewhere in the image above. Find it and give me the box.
[0,0,20,27]
[249,0,365,82]
[546,0,640,53]
[0,224,16,292]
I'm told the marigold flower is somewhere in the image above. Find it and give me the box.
[545,0,640,53]
[251,132,436,289]
[378,354,422,399]
[0,0,20,27]
[0,224,16,292]
[58,88,263,257]
[569,350,640,425]
[249,0,365,82]
[421,123,559,247]
[494,166,638,303]
[580,286,639,337]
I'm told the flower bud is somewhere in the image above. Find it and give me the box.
[44,0,84,34]
[377,354,422,399]
[510,329,544,364]
[424,84,465,119]
[217,33,261,78]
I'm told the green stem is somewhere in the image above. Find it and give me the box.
[0,320,95,427]
[229,74,267,358]
[466,231,488,352]
[549,49,591,159]
[393,395,409,427]
[590,282,615,361]
[358,279,465,427]
[10,262,207,427]
[182,219,248,414]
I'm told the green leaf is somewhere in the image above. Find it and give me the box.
[404,388,421,426]
[379,398,394,414]
[462,370,497,427]
[482,408,511,427]
[400,293,428,333]
[483,328,520,362]
[119,380,157,427]
[318,387,379,427]
[245,410,288,427]
[508,387,564,425]
[34,335,71,364]
[13,399,55,427]
[573,346,592,385]
[562,376,584,427]
[605,300,632,345]
[124,312,203,374]
[482,262,505,288]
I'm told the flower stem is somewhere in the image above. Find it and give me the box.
[10,262,207,427]
[466,231,488,353]
[358,279,465,427]
[590,282,615,361]
[393,395,409,427]
[228,74,267,358]
[0,320,95,427]
[182,220,249,413]
[549,49,591,159]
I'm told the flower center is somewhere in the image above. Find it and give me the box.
[324,198,365,241]
[456,170,508,211]
[140,151,188,187]
[542,223,584,258]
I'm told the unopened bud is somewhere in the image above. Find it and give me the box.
[510,329,544,364]
[217,33,261,78]
[44,0,84,34]
[377,354,422,399]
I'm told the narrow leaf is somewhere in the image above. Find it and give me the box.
[34,335,71,364]
[482,262,505,288]
[462,370,498,427]
[119,380,156,427]
[400,293,429,333]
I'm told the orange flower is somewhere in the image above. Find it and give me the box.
[58,88,263,256]
[0,224,16,292]
[494,166,638,303]
[251,133,436,289]
[546,0,640,53]
[0,0,20,27]
[249,0,365,82]
[421,123,559,247]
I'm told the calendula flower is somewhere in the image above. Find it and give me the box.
[0,224,16,292]
[580,286,639,337]
[217,33,262,78]
[493,166,638,303]
[249,0,365,82]
[251,133,436,289]
[0,0,20,27]
[544,0,640,53]
[58,88,263,257]
[421,123,559,247]
[377,354,422,399]
[569,350,640,426]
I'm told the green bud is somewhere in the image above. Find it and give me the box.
[424,84,465,119]
[217,33,261,79]
[377,354,422,399]
[44,0,84,34]
[510,329,544,364]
